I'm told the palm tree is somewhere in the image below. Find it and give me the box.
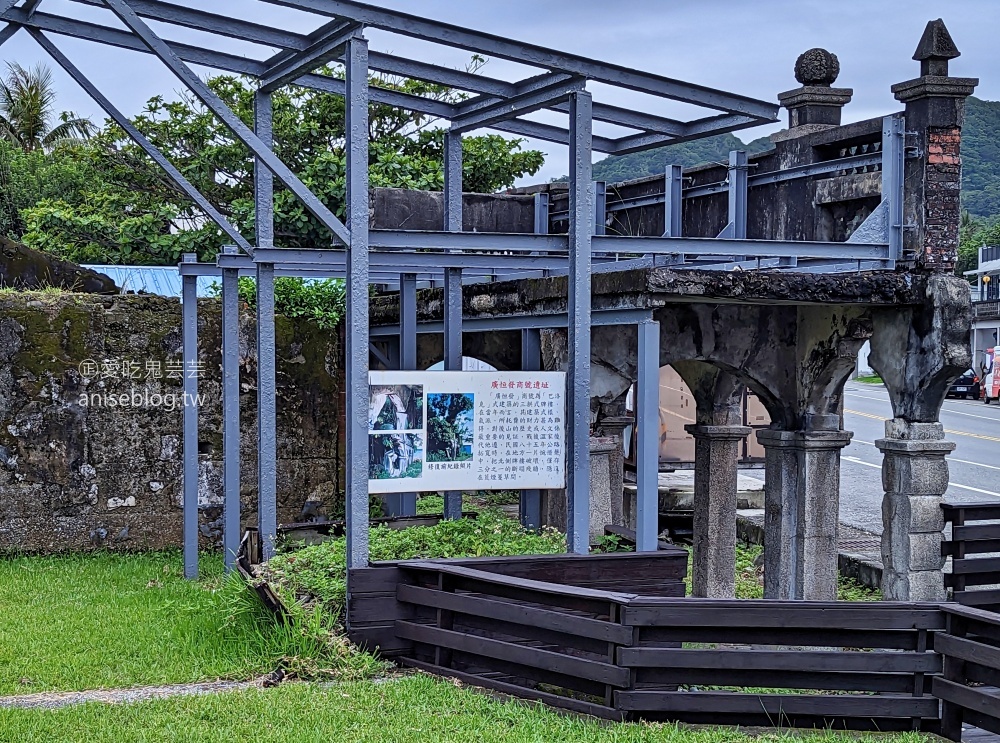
[0,62,94,152]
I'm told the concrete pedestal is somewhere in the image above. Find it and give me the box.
[757,428,853,601]
[685,425,751,598]
[876,421,955,602]
[541,437,621,546]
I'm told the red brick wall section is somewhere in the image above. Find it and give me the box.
[922,127,962,270]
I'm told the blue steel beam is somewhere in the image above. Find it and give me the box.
[255,89,278,562]
[180,253,200,580]
[64,0,768,144]
[567,89,593,556]
[368,308,654,336]
[220,247,241,573]
[636,320,660,552]
[450,76,585,134]
[100,0,353,246]
[259,20,362,93]
[29,29,254,254]
[257,0,780,119]
[6,9,644,154]
[344,34,371,570]
[442,129,463,521]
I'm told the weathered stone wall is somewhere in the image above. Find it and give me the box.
[0,293,343,554]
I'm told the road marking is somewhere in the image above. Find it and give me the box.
[850,439,1000,472]
[845,409,1000,443]
[938,408,1000,423]
[842,456,1000,498]
[845,392,889,403]
[846,392,1000,422]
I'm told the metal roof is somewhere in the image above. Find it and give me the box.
[83,264,218,301]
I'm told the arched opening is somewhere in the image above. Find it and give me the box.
[623,364,770,470]
[426,357,498,372]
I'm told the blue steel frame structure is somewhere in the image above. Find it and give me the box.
[0,1,904,586]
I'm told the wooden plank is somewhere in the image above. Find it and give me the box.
[618,647,941,673]
[636,626,926,650]
[952,556,1000,576]
[952,524,1000,542]
[451,614,613,658]
[346,624,412,655]
[633,667,928,694]
[956,589,1000,609]
[347,594,411,625]
[942,503,1000,522]
[961,709,1000,737]
[604,524,675,551]
[622,603,945,630]
[941,603,1000,628]
[448,650,610,698]
[947,572,1000,588]
[615,690,939,716]
[397,585,634,645]
[932,678,1000,721]
[456,556,687,584]
[943,539,1000,557]
[394,621,631,688]
[348,565,409,595]
[935,632,1000,671]
[400,658,625,721]
[402,562,638,603]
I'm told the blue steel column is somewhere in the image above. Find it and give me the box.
[729,150,748,240]
[593,181,607,236]
[636,320,660,552]
[882,113,905,263]
[663,165,683,237]
[520,327,542,529]
[221,246,241,572]
[255,89,278,561]
[387,272,418,517]
[443,129,463,520]
[181,253,200,579]
[345,34,371,570]
[567,90,594,555]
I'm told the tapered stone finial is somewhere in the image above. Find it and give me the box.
[913,19,960,76]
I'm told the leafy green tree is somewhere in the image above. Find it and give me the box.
[0,62,93,153]
[13,69,544,265]
[958,211,1000,279]
[427,393,474,461]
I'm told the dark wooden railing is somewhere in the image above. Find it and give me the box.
[617,599,944,732]
[942,502,1000,613]
[935,604,1000,740]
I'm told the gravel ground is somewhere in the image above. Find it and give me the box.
[0,680,258,710]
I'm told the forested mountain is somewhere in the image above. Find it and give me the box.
[962,96,1000,219]
[589,96,1000,222]
[591,132,773,183]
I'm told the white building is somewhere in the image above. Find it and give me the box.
[967,245,1000,373]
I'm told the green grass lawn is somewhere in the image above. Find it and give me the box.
[855,375,884,385]
[0,674,932,743]
[0,552,382,696]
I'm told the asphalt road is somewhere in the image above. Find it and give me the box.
[840,380,1000,534]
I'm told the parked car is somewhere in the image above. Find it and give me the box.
[947,369,981,400]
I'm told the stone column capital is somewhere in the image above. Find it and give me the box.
[684,424,752,441]
[875,438,956,456]
[756,428,853,451]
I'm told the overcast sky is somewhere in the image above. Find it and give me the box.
[1,0,995,184]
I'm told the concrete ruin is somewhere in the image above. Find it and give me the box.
[0,294,344,553]
[370,23,976,602]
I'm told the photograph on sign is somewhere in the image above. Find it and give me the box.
[368,371,566,495]
[369,385,423,431]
